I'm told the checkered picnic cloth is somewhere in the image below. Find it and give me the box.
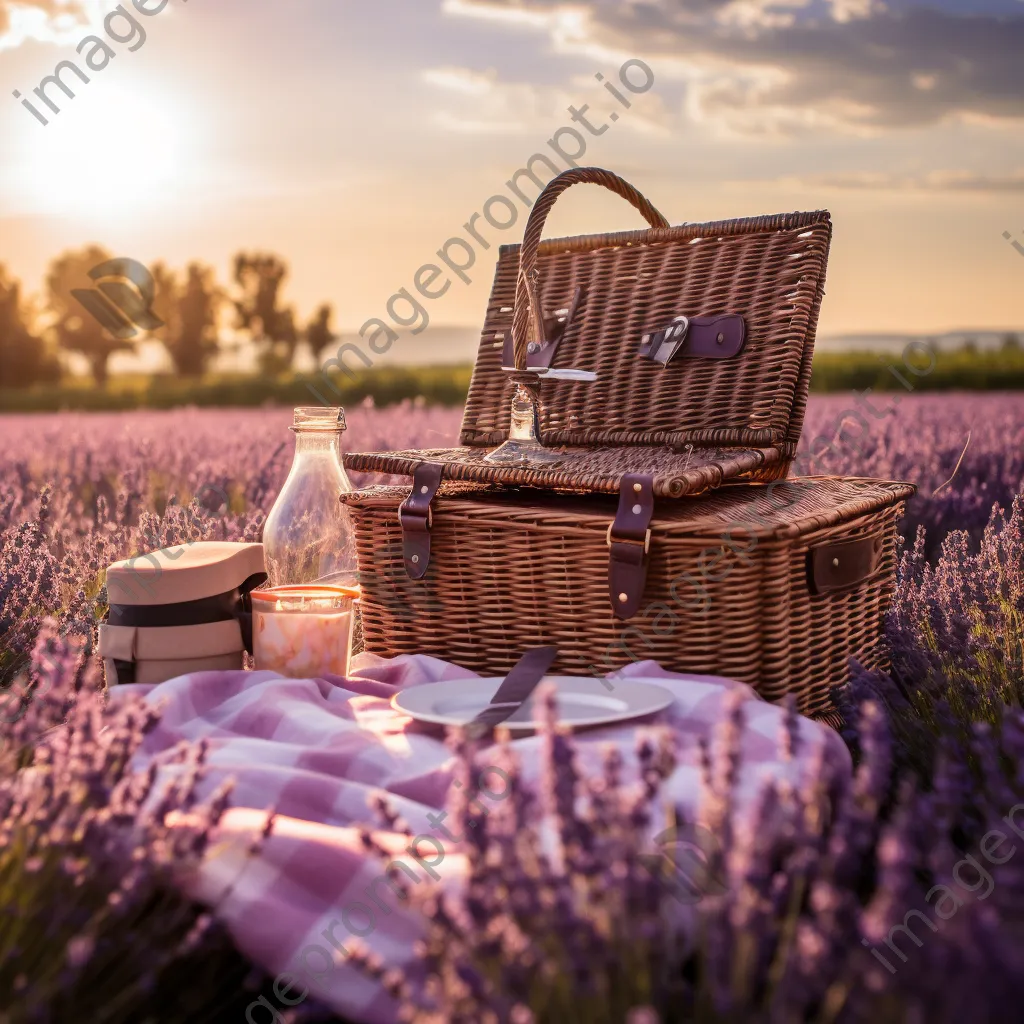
[116,656,851,1024]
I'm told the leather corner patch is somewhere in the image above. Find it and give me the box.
[808,534,884,595]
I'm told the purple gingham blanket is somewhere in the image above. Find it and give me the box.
[116,656,852,1024]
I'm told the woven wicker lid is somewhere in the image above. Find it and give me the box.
[462,209,831,451]
[345,167,831,499]
[105,541,266,606]
[342,478,916,539]
[344,444,784,500]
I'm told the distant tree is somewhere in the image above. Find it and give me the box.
[150,262,223,377]
[0,265,59,389]
[1001,332,1020,352]
[232,253,299,375]
[45,245,134,386]
[305,303,336,362]
[962,337,979,355]
[150,262,177,353]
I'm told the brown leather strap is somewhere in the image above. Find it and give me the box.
[501,285,586,370]
[399,463,444,579]
[608,473,655,620]
[638,314,746,365]
[808,534,884,595]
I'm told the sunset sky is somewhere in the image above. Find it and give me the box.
[1,0,1022,363]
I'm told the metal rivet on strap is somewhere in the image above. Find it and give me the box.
[412,555,420,564]
[420,486,429,494]
[618,592,628,603]
[527,342,540,354]
[632,504,642,514]
[832,557,840,568]
[717,333,725,344]
[633,482,642,493]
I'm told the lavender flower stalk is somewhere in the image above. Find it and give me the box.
[0,625,273,1023]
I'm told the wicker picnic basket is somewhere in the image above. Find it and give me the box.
[343,167,916,725]
[342,478,912,726]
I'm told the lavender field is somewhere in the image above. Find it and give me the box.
[2,392,1022,732]
[0,393,1018,615]
[2,393,1024,1023]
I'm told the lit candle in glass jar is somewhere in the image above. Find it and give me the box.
[251,585,359,678]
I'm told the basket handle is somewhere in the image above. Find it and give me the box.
[511,167,669,370]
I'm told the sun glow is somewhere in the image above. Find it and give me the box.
[13,84,190,221]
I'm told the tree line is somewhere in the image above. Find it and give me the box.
[0,246,337,388]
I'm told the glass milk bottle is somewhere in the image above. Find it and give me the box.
[263,407,358,588]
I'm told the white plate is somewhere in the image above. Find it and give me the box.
[392,676,675,732]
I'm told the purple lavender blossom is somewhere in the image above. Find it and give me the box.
[0,623,276,1023]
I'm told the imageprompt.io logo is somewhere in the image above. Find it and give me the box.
[639,823,729,905]
[71,258,164,339]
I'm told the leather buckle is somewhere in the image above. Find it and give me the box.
[638,313,747,365]
[608,473,655,620]
[399,463,444,580]
[399,503,432,530]
[638,316,689,365]
[606,523,651,555]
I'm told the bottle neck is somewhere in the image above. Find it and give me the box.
[292,429,343,458]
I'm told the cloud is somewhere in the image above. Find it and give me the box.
[421,62,675,135]
[827,0,884,24]
[0,0,92,48]
[421,65,549,133]
[780,169,1024,192]
[445,1,1024,134]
